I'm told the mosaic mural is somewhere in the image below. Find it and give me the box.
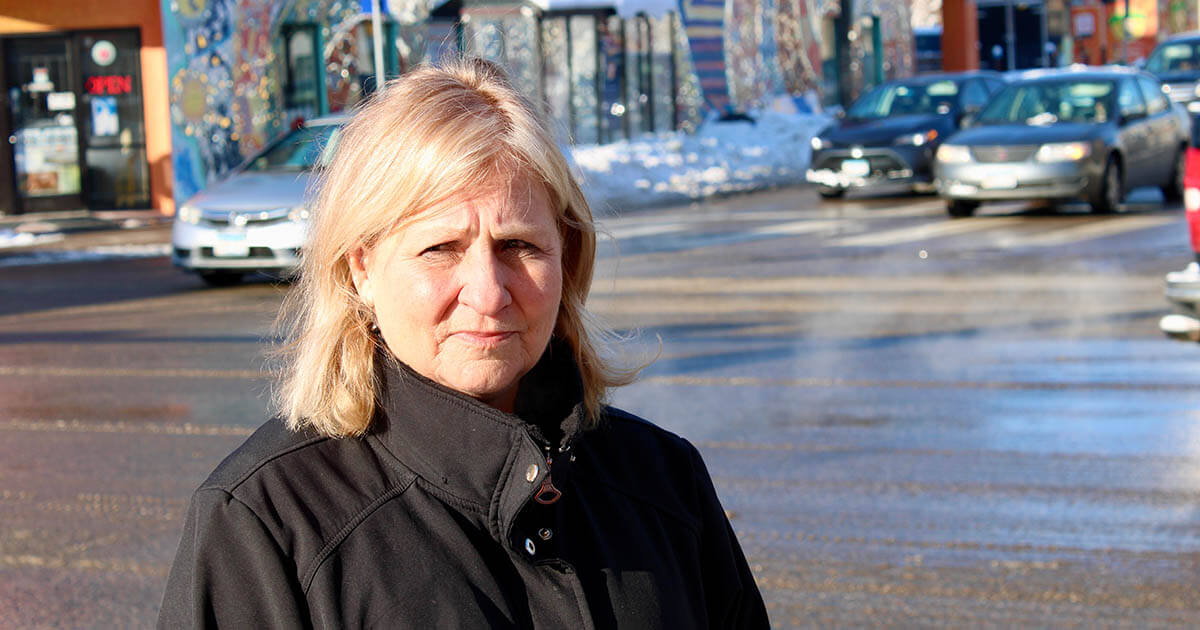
[162,0,424,203]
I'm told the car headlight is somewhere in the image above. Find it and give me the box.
[936,144,971,163]
[288,206,310,223]
[177,204,202,224]
[1035,141,1091,162]
[895,129,939,146]
[810,136,830,151]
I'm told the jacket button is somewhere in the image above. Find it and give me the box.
[538,528,553,541]
[524,538,536,555]
[525,464,539,483]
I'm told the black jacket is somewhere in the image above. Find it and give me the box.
[158,351,768,628]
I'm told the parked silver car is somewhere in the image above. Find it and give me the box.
[933,67,1188,217]
[171,115,346,285]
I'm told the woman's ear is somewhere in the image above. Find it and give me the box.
[347,246,373,308]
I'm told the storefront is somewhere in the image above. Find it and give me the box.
[0,1,171,216]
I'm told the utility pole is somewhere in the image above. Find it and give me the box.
[371,0,386,92]
[1004,0,1016,71]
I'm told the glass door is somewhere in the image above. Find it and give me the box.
[77,29,149,209]
[5,36,83,212]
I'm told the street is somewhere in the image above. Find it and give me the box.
[3,185,1200,627]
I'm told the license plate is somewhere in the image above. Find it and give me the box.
[213,233,249,258]
[982,174,1018,190]
[841,159,870,177]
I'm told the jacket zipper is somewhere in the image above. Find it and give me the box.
[534,448,563,505]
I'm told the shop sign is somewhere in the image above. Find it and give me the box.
[91,40,117,67]
[47,91,76,111]
[85,75,133,96]
[91,96,119,136]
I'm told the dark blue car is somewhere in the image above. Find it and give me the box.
[807,71,1006,198]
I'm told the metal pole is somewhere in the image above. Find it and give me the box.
[1121,0,1130,63]
[371,0,386,91]
[1004,0,1015,71]
[1039,3,1049,67]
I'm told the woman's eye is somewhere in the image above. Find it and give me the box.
[503,239,537,252]
[419,242,455,256]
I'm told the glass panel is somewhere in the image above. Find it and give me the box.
[651,15,674,133]
[570,15,598,145]
[7,37,82,198]
[284,25,319,111]
[79,30,149,208]
[599,16,625,143]
[541,18,570,143]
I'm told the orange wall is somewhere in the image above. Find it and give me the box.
[0,0,175,215]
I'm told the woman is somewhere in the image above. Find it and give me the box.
[159,58,768,628]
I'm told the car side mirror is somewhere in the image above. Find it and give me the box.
[959,105,981,127]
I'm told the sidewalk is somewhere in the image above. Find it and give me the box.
[0,210,173,269]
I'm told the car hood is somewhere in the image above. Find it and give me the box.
[947,123,1105,146]
[184,170,313,211]
[825,114,952,146]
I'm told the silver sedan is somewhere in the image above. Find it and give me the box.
[171,115,346,286]
[934,68,1188,217]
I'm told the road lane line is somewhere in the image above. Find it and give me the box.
[995,215,1176,248]
[831,216,1025,247]
[0,365,268,379]
[744,219,844,236]
[588,274,1158,294]
[638,374,1196,391]
[0,418,255,436]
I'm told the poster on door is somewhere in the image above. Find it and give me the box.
[91,96,119,136]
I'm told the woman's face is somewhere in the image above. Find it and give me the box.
[349,176,563,412]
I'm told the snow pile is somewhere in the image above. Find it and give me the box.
[0,229,65,249]
[571,110,830,214]
[0,243,170,268]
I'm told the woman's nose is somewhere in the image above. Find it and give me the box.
[457,248,512,315]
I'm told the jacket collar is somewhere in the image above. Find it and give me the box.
[371,342,586,519]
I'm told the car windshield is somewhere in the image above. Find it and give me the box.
[1146,41,1200,74]
[975,80,1116,125]
[845,80,959,118]
[244,123,342,172]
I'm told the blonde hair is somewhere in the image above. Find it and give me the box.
[274,57,632,437]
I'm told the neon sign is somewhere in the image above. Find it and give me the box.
[85,75,133,95]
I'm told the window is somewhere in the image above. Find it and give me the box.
[1117,78,1146,118]
[1136,76,1168,115]
[283,24,320,112]
[960,80,989,109]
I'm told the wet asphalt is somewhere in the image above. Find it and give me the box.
[1,184,1198,627]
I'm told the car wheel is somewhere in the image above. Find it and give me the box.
[946,200,978,218]
[816,185,846,199]
[200,271,244,287]
[1163,148,1185,204]
[1090,156,1123,214]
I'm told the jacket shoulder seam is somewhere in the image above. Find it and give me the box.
[202,434,332,494]
[301,476,417,593]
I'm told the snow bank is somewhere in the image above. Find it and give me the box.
[571,110,830,215]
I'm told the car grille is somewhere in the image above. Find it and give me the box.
[198,207,293,228]
[817,153,909,173]
[1167,83,1197,103]
[970,145,1037,163]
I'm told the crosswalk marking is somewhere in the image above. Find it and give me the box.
[993,215,1175,248]
[831,216,1026,247]
[596,203,1176,250]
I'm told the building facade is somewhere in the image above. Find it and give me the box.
[0,0,172,214]
[0,0,913,215]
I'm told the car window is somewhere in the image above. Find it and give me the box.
[846,80,959,118]
[1136,76,1169,115]
[245,124,342,172]
[1146,41,1200,74]
[1117,78,1147,118]
[960,80,989,108]
[977,80,1116,125]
